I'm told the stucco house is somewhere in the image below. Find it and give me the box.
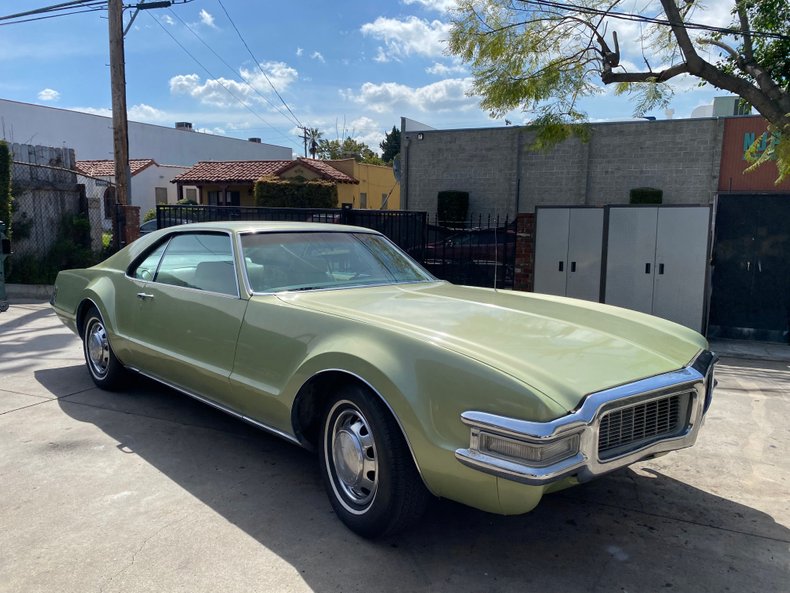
[76,159,193,225]
[171,158,361,206]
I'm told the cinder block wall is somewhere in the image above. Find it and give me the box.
[403,118,724,217]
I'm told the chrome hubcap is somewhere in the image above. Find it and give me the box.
[87,320,109,377]
[330,407,378,507]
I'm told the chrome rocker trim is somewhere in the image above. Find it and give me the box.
[455,350,717,486]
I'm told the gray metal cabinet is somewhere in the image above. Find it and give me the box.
[604,206,710,332]
[534,208,604,302]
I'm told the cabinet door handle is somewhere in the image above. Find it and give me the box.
[658,263,665,275]
[570,261,576,273]
[645,263,651,274]
[558,261,564,272]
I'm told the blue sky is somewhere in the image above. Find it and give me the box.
[1,0,734,156]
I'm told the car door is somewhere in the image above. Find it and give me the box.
[129,231,249,408]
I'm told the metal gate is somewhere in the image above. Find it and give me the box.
[709,194,790,342]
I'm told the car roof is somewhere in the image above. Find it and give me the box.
[153,220,381,235]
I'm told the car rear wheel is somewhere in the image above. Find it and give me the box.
[319,384,430,538]
[82,307,125,390]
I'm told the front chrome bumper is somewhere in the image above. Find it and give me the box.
[455,350,717,486]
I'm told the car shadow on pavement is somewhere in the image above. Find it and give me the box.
[39,366,790,593]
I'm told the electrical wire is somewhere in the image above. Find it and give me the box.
[147,11,300,149]
[518,0,790,42]
[215,0,304,129]
[0,1,107,26]
[166,8,302,129]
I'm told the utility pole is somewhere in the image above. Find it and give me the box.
[108,0,131,209]
[300,127,309,158]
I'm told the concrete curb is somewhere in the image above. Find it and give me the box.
[6,284,53,301]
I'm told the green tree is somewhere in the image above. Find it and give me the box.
[449,0,790,180]
[379,126,401,164]
[317,137,384,165]
[306,127,323,159]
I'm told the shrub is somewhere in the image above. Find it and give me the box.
[629,187,663,205]
[0,141,11,237]
[143,208,157,222]
[437,190,469,223]
[254,176,338,208]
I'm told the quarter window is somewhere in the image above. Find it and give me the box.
[130,233,238,296]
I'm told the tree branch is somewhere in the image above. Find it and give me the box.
[602,63,689,84]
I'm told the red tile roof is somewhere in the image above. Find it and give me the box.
[75,159,156,177]
[171,158,358,184]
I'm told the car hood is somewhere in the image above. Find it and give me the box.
[275,282,706,412]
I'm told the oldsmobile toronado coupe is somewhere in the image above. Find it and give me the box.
[52,221,717,537]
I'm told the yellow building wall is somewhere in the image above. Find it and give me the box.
[330,160,401,210]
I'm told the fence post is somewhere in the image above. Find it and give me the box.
[340,202,352,225]
[514,213,536,292]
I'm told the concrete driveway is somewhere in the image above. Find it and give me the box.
[1,301,788,593]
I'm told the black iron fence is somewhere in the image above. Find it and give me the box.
[415,214,516,289]
[155,205,515,289]
[156,204,427,254]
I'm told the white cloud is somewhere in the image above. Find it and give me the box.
[161,14,174,26]
[37,88,60,101]
[361,16,450,61]
[170,62,298,108]
[426,61,466,76]
[128,103,168,122]
[311,51,326,63]
[296,47,304,56]
[402,0,458,13]
[199,9,217,29]
[343,78,476,114]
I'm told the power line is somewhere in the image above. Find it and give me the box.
[147,12,299,149]
[0,1,107,26]
[166,8,302,129]
[215,0,303,129]
[518,0,790,42]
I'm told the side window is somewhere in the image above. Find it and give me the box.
[131,241,168,281]
[155,233,237,296]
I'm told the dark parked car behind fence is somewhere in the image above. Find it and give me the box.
[155,205,515,289]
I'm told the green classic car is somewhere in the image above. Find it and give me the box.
[52,222,717,537]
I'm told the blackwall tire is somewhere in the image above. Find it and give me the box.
[319,384,430,538]
[82,307,125,390]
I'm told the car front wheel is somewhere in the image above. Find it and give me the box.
[319,384,430,538]
[82,307,125,390]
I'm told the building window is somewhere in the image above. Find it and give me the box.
[155,187,168,205]
[381,193,388,210]
[227,191,241,206]
[185,188,197,202]
[359,192,367,208]
[207,190,220,206]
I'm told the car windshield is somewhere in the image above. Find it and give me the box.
[241,231,435,292]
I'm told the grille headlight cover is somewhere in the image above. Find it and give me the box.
[478,431,580,468]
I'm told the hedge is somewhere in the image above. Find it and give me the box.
[255,176,338,208]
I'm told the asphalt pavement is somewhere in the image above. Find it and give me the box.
[1,301,788,593]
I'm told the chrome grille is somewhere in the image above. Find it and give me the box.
[598,393,688,460]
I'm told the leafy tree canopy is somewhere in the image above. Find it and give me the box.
[316,137,385,165]
[449,0,790,180]
[379,126,401,164]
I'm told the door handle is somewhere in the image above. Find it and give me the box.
[645,263,651,274]
[570,261,576,273]
[136,292,154,300]
[746,261,750,271]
